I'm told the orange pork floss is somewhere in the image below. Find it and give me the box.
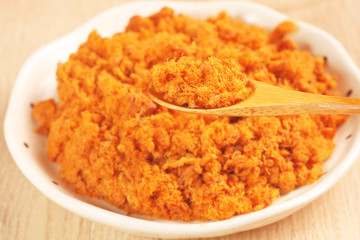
[33,8,346,221]
[152,56,252,108]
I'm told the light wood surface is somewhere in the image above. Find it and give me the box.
[1,0,359,239]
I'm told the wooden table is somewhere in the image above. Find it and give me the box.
[1,0,359,239]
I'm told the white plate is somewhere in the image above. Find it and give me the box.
[4,1,360,238]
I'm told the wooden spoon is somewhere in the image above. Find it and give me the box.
[149,80,360,116]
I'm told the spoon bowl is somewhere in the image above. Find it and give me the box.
[149,80,360,116]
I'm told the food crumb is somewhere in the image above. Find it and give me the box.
[346,89,353,97]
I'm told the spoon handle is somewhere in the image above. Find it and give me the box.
[294,94,360,114]
[226,81,360,116]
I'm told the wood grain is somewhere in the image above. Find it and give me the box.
[1,0,359,239]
